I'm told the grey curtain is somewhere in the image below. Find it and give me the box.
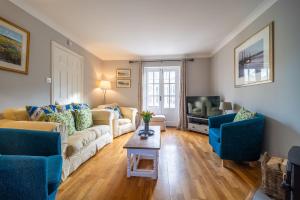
[137,61,144,127]
[177,60,187,130]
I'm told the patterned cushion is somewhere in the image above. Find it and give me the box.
[55,104,73,112]
[233,107,256,122]
[72,103,89,110]
[104,105,123,119]
[26,105,57,121]
[74,109,93,131]
[47,111,76,136]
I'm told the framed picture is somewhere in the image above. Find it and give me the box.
[116,68,131,78]
[234,22,274,87]
[0,17,30,74]
[116,79,131,88]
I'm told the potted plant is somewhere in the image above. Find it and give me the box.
[140,111,154,133]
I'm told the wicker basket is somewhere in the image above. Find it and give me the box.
[261,152,287,200]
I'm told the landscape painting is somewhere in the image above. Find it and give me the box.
[116,79,131,88]
[234,22,273,87]
[116,69,131,78]
[0,17,30,74]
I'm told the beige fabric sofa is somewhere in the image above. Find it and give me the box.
[96,104,138,137]
[0,108,114,181]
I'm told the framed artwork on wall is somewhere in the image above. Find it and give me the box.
[234,22,274,87]
[116,79,131,88]
[116,68,131,78]
[0,17,30,74]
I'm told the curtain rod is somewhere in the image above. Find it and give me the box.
[129,58,194,64]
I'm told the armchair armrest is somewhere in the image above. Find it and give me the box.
[0,155,48,200]
[208,113,236,128]
[0,128,61,156]
[120,107,138,129]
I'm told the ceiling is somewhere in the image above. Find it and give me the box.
[10,0,276,60]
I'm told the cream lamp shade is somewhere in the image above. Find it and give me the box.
[219,102,232,111]
[99,80,111,90]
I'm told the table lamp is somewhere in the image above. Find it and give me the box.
[99,80,111,104]
[219,102,232,114]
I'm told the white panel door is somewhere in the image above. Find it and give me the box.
[144,66,180,126]
[51,41,84,104]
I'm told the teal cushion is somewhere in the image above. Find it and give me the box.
[233,107,256,122]
[74,109,93,131]
[47,111,76,136]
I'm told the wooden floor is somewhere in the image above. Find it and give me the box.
[57,128,261,200]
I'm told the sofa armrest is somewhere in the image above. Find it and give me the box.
[0,155,48,200]
[120,107,138,129]
[208,113,236,128]
[91,109,114,125]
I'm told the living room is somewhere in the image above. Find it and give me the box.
[0,0,300,200]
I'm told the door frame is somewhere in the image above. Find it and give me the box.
[51,41,84,104]
[143,65,181,126]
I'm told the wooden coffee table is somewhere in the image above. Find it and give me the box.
[123,126,161,179]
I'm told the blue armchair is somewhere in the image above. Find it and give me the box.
[0,128,62,200]
[208,113,264,162]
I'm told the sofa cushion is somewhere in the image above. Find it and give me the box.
[48,111,76,136]
[72,103,89,110]
[86,125,111,138]
[118,118,131,125]
[74,109,93,131]
[65,125,110,157]
[103,104,123,119]
[3,108,29,121]
[209,128,221,143]
[66,130,97,157]
[26,105,57,121]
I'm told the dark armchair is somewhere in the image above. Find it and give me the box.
[208,113,265,162]
[0,128,62,200]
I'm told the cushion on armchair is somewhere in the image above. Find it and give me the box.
[233,107,256,122]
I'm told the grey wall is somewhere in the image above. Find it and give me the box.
[187,58,211,96]
[101,58,211,108]
[0,0,103,111]
[211,0,300,157]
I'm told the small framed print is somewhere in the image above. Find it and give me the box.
[0,17,30,74]
[116,79,131,88]
[116,68,131,78]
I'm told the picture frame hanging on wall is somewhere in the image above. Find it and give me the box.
[116,68,131,78]
[234,22,274,87]
[116,79,131,88]
[0,17,30,74]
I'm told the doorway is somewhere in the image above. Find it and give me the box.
[143,66,180,126]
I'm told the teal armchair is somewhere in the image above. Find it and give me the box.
[209,113,265,162]
[0,128,62,200]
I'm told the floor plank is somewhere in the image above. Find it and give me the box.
[57,128,260,200]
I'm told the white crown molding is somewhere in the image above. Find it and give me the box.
[211,0,278,56]
[9,0,101,60]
